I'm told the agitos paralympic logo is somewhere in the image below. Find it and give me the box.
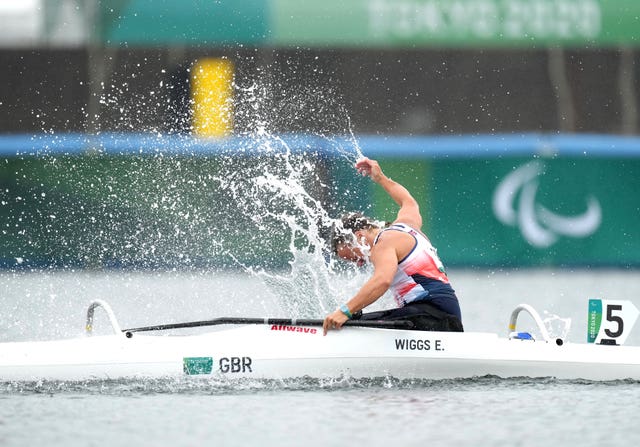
[492,161,602,248]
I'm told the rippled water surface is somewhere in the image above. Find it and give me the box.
[2,376,640,447]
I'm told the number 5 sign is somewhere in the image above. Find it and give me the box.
[588,299,640,345]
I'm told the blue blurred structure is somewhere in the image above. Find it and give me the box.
[1,133,639,158]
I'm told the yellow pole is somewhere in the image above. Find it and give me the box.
[191,58,234,137]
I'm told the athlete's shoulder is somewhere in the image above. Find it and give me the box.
[391,222,432,242]
[388,222,420,233]
[375,225,416,251]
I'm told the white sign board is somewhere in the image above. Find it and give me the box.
[588,299,639,345]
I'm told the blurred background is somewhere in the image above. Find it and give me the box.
[0,1,639,338]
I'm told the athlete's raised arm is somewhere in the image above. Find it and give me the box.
[355,158,422,229]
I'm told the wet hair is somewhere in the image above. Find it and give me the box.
[330,212,389,255]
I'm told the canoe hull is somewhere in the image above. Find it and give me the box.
[2,325,639,381]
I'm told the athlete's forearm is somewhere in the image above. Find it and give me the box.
[375,174,418,209]
[345,275,391,313]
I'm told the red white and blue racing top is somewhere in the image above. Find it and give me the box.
[374,223,454,307]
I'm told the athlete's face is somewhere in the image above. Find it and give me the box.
[335,232,370,267]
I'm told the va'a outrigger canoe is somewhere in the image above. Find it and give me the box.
[1,299,639,382]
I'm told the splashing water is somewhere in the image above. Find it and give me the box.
[204,128,369,317]
[542,311,572,340]
[2,62,373,319]
[198,74,371,316]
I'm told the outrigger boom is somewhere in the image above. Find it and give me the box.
[1,299,640,382]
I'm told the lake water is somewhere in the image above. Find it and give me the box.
[1,269,640,446]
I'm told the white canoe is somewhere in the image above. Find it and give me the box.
[1,300,640,382]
